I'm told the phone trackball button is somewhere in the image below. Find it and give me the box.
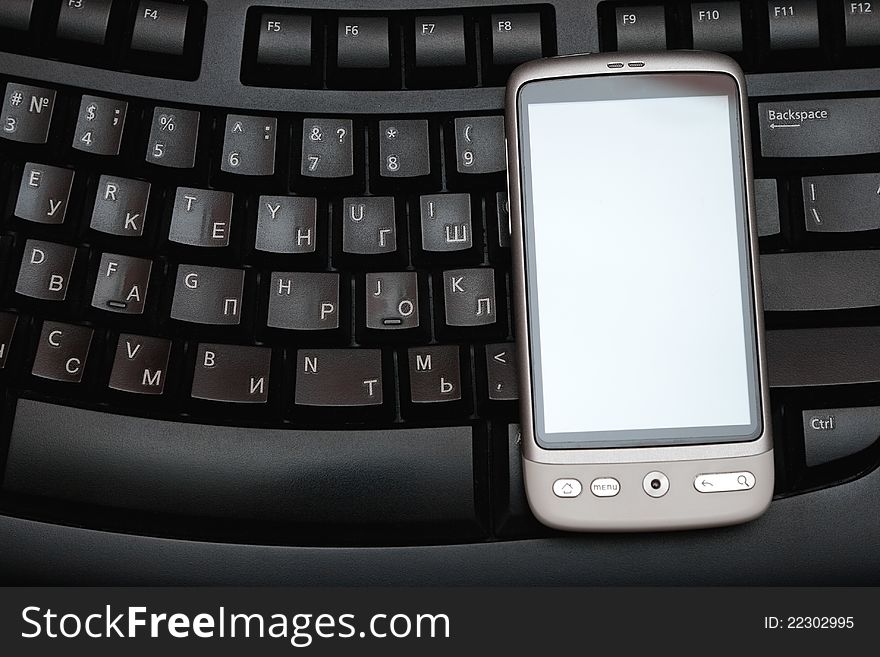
[552,478,582,498]
[643,471,669,498]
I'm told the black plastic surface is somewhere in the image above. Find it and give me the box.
[3,399,477,525]
[1,463,879,584]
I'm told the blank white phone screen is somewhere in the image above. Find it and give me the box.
[526,94,756,440]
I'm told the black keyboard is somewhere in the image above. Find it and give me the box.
[0,0,879,582]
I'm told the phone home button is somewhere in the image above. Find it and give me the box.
[643,471,670,498]
[552,478,582,498]
[590,477,620,497]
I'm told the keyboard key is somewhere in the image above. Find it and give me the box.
[0,312,18,369]
[0,0,33,31]
[801,173,880,232]
[301,118,354,178]
[169,188,233,248]
[32,321,93,383]
[691,2,743,52]
[802,406,880,467]
[767,326,880,387]
[845,1,880,47]
[15,240,77,301]
[57,0,112,45]
[758,98,880,158]
[337,16,389,69]
[256,196,317,254]
[257,13,312,67]
[90,175,151,237]
[91,253,152,315]
[496,191,510,247]
[414,15,467,68]
[109,334,171,394]
[378,120,431,178]
[755,179,780,237]
[15,163,74,225]
[490,12,543,66]
[221,114,277,176]
[146,107,199,168]
[443,268,496,326]
[420,193,473,252]
[171,265,244,325]
[73,95,127,156]
[761,251,880,312]
[295,349,383,406]
[486,343,518,400]
[268,272,339,330]
[192,344,271,403]
[342,196,396,255]
[497,424,535,534]
[131,1,188,56]
[4,399,477,525]
[768,1,819,50]
[408,345,462,403]
[614,6,667,50]
[1,83,56,144]
[366,272,419,330]
[454,116,505,174]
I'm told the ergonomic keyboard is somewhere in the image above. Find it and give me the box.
[0,0,878,584]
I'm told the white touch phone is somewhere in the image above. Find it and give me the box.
[505,51,774,531]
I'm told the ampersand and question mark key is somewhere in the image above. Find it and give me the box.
[300,118,354,179]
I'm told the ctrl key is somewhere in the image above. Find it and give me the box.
[802,406,880,467]
[32,321,93,383]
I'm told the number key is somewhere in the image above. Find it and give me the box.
[1,83,56,144]
[73,95,127,156]
[378,120,430,178]
[146,107,200,168]
[221,114,277,176]
[454,116,505,175]
[301,118,354,178]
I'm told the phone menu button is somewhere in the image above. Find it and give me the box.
[590,477,620,497]
[552,478,582,498]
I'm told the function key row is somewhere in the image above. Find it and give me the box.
[0,0,204,80]
[0,81,507,182]
[599,1,880,71]
[242,6,554,90]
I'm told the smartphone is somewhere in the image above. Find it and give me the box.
[505,51,773,532]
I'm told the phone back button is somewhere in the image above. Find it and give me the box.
[552,478,582,498]
[590,477,620,498]
[694,471,755,493]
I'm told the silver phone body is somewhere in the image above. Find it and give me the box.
[505,52,774,532]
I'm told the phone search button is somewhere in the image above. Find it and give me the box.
[552,478,582,498]
[590,477,620,497]
[694,471,756,493]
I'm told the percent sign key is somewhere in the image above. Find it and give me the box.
[148,107,199,168]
